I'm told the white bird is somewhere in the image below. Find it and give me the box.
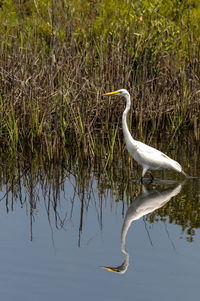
[102,89,186,181]
[101,183,183,273]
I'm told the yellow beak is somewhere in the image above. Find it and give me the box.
[102,90,120,96]
[100,266,120,273]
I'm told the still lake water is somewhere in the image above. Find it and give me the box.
[0,140,199,300]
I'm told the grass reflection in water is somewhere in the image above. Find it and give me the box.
[0,133,199,248]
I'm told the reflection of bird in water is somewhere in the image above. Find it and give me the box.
[103,89,186,182]
[101,183,182,274]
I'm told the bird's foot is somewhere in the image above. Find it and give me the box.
[140,173,154,184]
[149,172,154,183]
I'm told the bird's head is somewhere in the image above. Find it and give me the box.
[102,89,129,97]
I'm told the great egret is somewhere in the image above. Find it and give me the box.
[102,89,186,181]
[101,183,183,273]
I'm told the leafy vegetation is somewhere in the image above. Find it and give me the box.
[0,132,199,242]
[0,1,200,240]
[0,0,199,160]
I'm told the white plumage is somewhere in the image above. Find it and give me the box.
[103,89,186,181]
[101,183,182,273]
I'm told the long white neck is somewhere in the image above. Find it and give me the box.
[122,93,137,148]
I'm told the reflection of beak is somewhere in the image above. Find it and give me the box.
[102,90,120,96]
[101,266,121,273]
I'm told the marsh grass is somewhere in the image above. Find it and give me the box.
[0,0,199,246]
[0,0,199,161]
[0,132,199,242]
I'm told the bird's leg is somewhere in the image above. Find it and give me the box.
[141,167,148,183]
[140,176,144,184]
[149,171,154,183]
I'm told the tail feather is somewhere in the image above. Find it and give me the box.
[181,169,186,177]
[169,158,186,176]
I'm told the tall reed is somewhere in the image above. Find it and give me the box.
[0,0,199,159]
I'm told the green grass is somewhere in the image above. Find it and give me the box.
[0,0,199,160]
[0,129,199,242]
[0,2,199,246]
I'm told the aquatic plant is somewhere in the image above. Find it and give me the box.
[0,0,199,159]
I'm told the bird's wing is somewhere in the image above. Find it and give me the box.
[135,142,181,170]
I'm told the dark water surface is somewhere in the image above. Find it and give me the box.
[0,140,199,301]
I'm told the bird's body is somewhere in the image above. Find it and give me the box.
[103,89,186,180]
[101,183,182,273]
[124,136,183,177]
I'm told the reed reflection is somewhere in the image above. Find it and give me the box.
[102,183,183,274]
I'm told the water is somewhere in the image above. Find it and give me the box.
[0,141,199,301]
